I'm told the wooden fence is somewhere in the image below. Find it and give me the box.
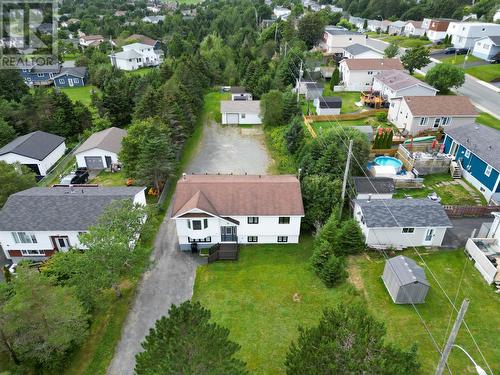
[444,205,500,218]
[207,243,239,263]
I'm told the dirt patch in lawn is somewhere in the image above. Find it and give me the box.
[347,257,365,294]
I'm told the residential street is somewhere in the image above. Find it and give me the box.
[107,118,270,375]
[366,37,500,119]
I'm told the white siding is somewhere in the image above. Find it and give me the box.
[344,50,383,59]
[465,238,498,284]
[446,22,500,49]
[356,193,393,199]
[221,112,262,125]
[316,107,341,115]
[372,79,437,101]
[75,147,119,169]
[324,33,366,53]
[0,142,66,176]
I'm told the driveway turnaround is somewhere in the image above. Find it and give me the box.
[442,217,493,248]
[108,119,270,375]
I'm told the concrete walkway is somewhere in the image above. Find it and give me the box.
[107,118,270,375]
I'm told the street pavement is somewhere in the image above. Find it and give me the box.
[366,37,500,119]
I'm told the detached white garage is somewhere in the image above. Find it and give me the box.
[220,100,262,125]
[75,127,127,170]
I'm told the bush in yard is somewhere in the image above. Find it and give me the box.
[425,63,465,93]
[384,42,399,58]
[330,68,340,90]
[375,111,387,122]
[310,240,335,274]
[285,117,305,155]
[135,301,248,375]
[261,90,284,126]
[334,219,366,255]
[315,207,341,246]
[285,304,420,374]
[319,254,348,287]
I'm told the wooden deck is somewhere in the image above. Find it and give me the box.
[207,243,239,263]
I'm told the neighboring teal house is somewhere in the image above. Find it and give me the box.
[17,63,87,87]
[53,67,88,87]
[443,124,500,203]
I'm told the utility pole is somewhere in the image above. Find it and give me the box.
[339,139,353,219]
[296,60,303,103]
[274,23,278,43]
[436,299,470,375]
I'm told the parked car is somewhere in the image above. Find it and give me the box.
[456,48,469,55]
[60,168,89,184]
[444,47,456,54]
[488,53,500,64]
[444,47,468,55]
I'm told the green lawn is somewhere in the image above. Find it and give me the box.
[352,249,500,374]
[193,237,356,374]
[369,34,430,48]
[439,54,482,66]
[312,117,392,137]
[321,89,361,114]
[393,173,486,205]
[90,171,126,186]
[60,85,99,106]
[124,68,156,77]
[476,112,500,130]
[465,64,500,83]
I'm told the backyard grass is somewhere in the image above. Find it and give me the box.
[476,112,500,130]
[369,34,430,48]
[465,64,500,82]
[393,173,486,205]
[311,116,392,135]
[352,249,500,374]
[60,85,99,106]
[90,171,127,186]
[321,89,361,114]
[439,54,482,65]
[193,237,358,374]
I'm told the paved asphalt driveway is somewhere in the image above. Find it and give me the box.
[108,120,270,375]
[442,217,493,248]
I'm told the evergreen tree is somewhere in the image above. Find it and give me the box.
[0,118,16,147]
[0,162,36,208]
[310,240,335,274]
[319,254,348,287]
[134,86,161,120]
[282,91,301,123]
[330,68,340,90]
[315,207,341,245]
[285,117,305,155]
[334,219,365,255]
[260,90,284,126]
[0,70,29,102]
[301,175,342,230]
[285,304,420,374]
[135,301,248,375]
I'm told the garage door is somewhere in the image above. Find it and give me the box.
[84,156,104,170]
[226,113,239,125]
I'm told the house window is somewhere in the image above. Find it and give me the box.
[464,149,471,158]
[192,220,202,230]
[247,236,258,242]
[433,118,441,128]
[241,113,246,119]
[12,232,37,244]
[187,220,191,229]
[59,79,64,84]
[21,249,45,256]
[204,219,208,229]
[419,117,429,126]
[248,217,259,224]
[277,236,288,243]
[278,217,290,224]
[485,165,492,177]
[37,73,44,77]
[368,71,373,75]
[441,117,451,126]
[188,236,211,243]
[74,78,79,83]
[402,228,415,233]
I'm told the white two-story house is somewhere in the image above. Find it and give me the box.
[372,70,437,101]
[109,42,164,71]
[323,26,366,53]
[388,96,477,135]
[0,186,146,263]
[446,22,500,49]
[339,59,403,91]
[171,174,304,251]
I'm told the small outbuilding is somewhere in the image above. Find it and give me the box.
[75,127,127,170]
[220,100,262,125]
[382,255,430,304]
[304,82,324,100]
[313,96,342,115]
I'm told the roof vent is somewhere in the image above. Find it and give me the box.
[182,173,187,180]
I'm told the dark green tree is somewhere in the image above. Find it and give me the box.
[0,118,16,147]
[334,219,365,255]
[282,91,301,123]
[0,71,29,102]
[310,240,335,274]
[363,19,368,30]
[330,68,340,90]
[135,301,248,375]
[425,63,465,93]
[285,117,305,155]
[315,207,341,245]
[301,175,342,230]
[261,90,284,126]
[401,46,431,74]
[0,162,36,208]
[319,254,348,287]
[297,12,327,49]
[285,304,420,374]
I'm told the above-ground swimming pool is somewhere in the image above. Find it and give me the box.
[373,156,403,173]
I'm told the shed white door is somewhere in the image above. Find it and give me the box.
[423,228,435,245]
[226,113,239,124]
[84,156,104,169]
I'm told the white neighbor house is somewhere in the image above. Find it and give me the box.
[323,26,366,53]
[472,36,500,61]
[372,70,437,101]
[109,42,163,71]
[0,131,66,177]
[403,21,425,36]
[388,96,477,135]
[339,59,403,91]
[446,22,500,49]
[0,186,146,262]
[343,44,383,59]
[273,6,291,20]
[220,100,261,125]
[75,127,127,170]
[353,199,452,249]
[465,212,500,285]
[171,174,304,250]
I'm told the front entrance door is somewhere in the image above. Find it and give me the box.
[105,156,112,168]
[68,78,74,87]
[449,141,459,157]
[423,228,435,245]
[54,236,70,251]
[221,226,237,242]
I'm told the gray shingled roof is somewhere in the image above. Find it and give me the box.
[0,131,65,160]
[344,43,376,56]
[220,100,261,113]
[386,255,430,286]
[53,67,87,79]
[353,177,395,194]
[75,127,127,155]
[318,97,342,108]
[112,49,143,59]
[445,123,500,171]
[325,26,363,36]
[374,70,436,91]
[0,186,145,231]
[353,199,452,228]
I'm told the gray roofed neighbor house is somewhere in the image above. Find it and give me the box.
[353,177,395,194]
[325,26,363,36]
[220,100,261,113]
[75,127,127,154]
[391,20,407,28]
[305,82,324,89]
[386,255,430,286]
[318,97,342,108]
[53,67,87,79]
[344,43,376,56]
[445,123,500,171]
[0,186,145,231]
[112,49,144,59]
[374,70,436,91]
[0,131,65,160]
[353,199,452,228]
